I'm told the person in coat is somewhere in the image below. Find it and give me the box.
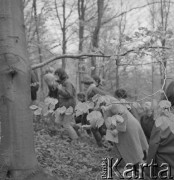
[115,88,141,121]
[103,102,149,170]
[115,89,154,143]
[145,81,174,179]
[140,102,155,143]
[81,75,109,147]
[54,68,78,141]
[82,75,109,101]
[31,69,39,103]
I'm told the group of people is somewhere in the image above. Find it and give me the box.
[30,67,174,179]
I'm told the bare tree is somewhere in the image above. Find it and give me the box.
[159,0,171,89]
[147,0,156,102]
[115,0,127,89]
[148,0,171,89]
[54,0,76,69]
[33,0,44,97]
[78,0,86,91]
[91,0,104,76]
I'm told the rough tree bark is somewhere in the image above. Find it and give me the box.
[0,0,57,179]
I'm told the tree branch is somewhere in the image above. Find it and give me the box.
[55,0,63,29]
[65,1,75,21]
[102,1,173,25]
[31,46,171,69]
[31,53,110,69]
[120,46,170,56]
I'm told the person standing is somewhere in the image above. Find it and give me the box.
[31,69,39,103]
[54,68,78,141]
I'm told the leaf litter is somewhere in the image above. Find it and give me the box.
[34,122,122,180]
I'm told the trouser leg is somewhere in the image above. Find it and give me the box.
[62,114,78,140]
[91,128,103,147]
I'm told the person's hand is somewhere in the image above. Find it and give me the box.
[90,84,96,88]
[30,82,39,87]
[57,83,63,90]
[111,129,118,137]
[52,81,58,89]
[110,124,116,131]
[82,125,91,130]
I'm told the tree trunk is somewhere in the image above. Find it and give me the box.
[115,58,119,89]
[33,0,44,99]
[78,0,85,91]
[55,0,66,69]
[0,0,57,179]
[160,39,167,91]
[159,0,170,93]
[91,0,104,76]
[115,0,125,90]
[62,0,66,69]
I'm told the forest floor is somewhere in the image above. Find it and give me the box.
[34,122,123,180]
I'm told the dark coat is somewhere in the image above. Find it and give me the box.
[86,84,110,101]
[140,114,154,142]
[56,79,76,109]
[48,86,58,99]
[146,125,174,178]
[31,70,39,101]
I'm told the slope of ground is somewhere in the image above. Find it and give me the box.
[34,124,122,180]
